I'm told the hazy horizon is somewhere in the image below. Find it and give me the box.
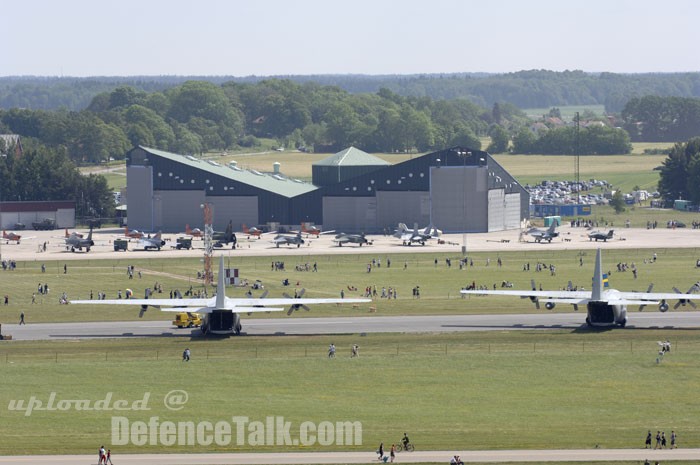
[4,0,698,77]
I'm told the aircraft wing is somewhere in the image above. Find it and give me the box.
[71,298,215,307]
[225,297,370,306]
[461,289,591,299]
[616,291,700,301]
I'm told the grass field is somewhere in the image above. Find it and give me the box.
[3,248,700,324]
[2,331,699,455]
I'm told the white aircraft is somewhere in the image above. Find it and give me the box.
[394,223,442,246]
[136,231,166,251]
[71,256,370,335]
[461,248,700,327]
[526,222,559,243]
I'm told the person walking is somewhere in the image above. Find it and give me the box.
[645,430,652,448]
[390,444,396,462]
[377,442,384,460]
[671,430,677,448]
[182,348,190,361]
[19,312,25,325]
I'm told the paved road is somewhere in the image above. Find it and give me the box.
[6,311,700,340]
[0,448,698,464]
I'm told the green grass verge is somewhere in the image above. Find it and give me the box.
[1,331,699,455]
[2,248,700,324]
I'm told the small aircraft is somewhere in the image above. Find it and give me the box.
[242,223,265,238]
[527,222,559,243]
[136,232,166,251]
[3,230,33,244]
[333,232,369,247]
[461,248,700,327]
[588,230,614,242]
[394,223,441,246]
[124,226,144,239]
[64,228,84,239]
[185,224,204,238]
[70,256,371,335]
[213,221,237,248]
[300,223,334,237]
[272,232,305,248]
[64,227,94,252]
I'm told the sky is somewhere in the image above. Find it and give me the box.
[4,0,699,77]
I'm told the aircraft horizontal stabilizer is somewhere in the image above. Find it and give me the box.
[159,306,285,313]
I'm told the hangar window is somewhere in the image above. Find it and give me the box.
[419,173,424,178]
[408,173,413,177]
[397,180,402,185]
[180,179,184,184]
[169,172,173,177]
[224,186,228,191]
[367,187,372,191]
[205,179,210,184]
[209,186,214,191]
[191,179,195,184]
[386,180,391,184]
[352,186,357,191]
[158,172,162,177]
[370,180,375,184]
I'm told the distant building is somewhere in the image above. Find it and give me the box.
[0,135,23,157]
[126,145,528,234]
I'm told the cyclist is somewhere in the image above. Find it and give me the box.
[402,432,410,450]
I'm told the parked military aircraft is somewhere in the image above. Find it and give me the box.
[394,223,441,246]
[185,224,204,238]
[71,256,371,335]
[334,232,369,247]
[136,232,166,251]
[3,230,33,244]
[588,229,614,242]
[64,228,84,239]
[272,232,304,248]
[213,221,237,248]
[124,226,144,239]
[64,227,94,252]
[461,248,700,327]
[301,223,334,236]
[242,223,265,238]
[527,222,559,243]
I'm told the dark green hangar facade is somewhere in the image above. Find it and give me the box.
[126,146,529,233]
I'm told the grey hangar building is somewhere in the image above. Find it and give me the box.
[126,146,529,234]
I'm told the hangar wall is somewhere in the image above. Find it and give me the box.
[376,191,430,232]
[429,166,488,232]
[322,197,376,232]
[154,190,206,232]
[126,166,154,230]
[208,196,258,230]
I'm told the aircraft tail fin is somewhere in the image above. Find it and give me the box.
[216,256,226,309]
[591,248,603,301]
[547,221,557,234]
[185,224,191,235]
[608,230,614,238]
[87,226,93,241]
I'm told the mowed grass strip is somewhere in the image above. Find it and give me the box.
[1,331,699,455]
[2,248,700,324]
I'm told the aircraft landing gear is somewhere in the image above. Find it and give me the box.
[585,316,592,327]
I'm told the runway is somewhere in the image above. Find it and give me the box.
[0,448,698,465]
[6,311,700,340]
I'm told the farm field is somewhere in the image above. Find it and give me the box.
[2,330,699,455]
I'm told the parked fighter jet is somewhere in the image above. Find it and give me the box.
[527,222,559,243]
[136,232,166,251]
[272,232,304,248]
[64,227,94,252]
[394,223,441,246]
[588,230,614,242]
[333,232,369,247]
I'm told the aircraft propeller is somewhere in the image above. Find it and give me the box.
[672,285,698,310]
[247,290,269,315]
[638,284,654,311]
[283,288,310,315]
[524,279,540,309]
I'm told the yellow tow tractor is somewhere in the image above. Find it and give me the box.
[172,312,203,328]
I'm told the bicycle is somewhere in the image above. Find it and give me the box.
[395,441,415,452]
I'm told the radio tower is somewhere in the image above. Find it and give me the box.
[202,203,213,286]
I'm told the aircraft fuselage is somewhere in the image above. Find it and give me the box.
[586,289,627,327]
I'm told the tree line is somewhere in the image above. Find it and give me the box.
[5,71,700,113]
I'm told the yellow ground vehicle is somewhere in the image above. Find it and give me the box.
[172,312,203,328]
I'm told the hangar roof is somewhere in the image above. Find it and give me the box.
[314,146,391,167]
[135,146,317,198]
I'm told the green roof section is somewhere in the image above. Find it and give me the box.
[136,146,318,198]
[313,146,391,167]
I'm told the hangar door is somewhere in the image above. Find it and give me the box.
[323,197,376,233]
[488,189,506,232]
[209,196,258,231]
[155,190,205,232]
[504,193,521,229]
[376,191,430,232]
[430,166,488,232]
